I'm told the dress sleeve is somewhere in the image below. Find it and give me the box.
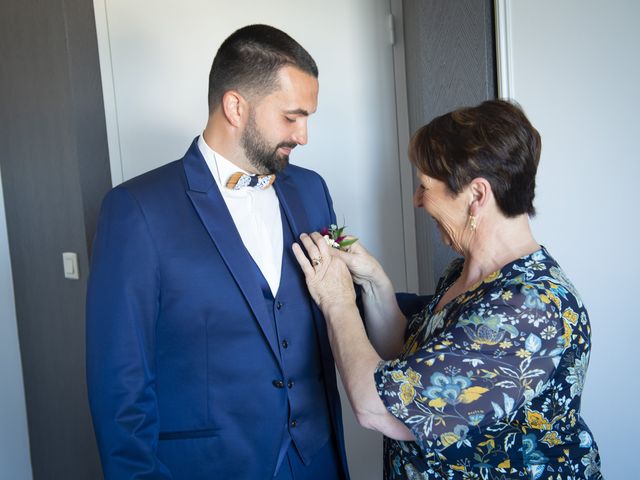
[374,276,566,450]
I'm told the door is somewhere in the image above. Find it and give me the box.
[94,1,407,477]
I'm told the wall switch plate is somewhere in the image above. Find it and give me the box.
[62,252,79,280]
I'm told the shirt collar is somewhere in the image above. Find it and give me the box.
[197,134,250,188]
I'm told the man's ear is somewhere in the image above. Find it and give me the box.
[221,90,246,128]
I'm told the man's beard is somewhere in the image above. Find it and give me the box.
[241,112,296,174]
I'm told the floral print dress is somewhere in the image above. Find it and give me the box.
[374,247,602,479]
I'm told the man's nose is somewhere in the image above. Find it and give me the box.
[292,119,308,145]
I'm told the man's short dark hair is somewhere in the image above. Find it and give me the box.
[409,99,542,217]
[208,24,318,112]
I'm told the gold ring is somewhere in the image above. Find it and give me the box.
[312,256,322,267]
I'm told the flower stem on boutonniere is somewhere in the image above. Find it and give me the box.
[320,224,358,250]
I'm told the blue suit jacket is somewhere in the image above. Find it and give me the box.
[86,139,349,479]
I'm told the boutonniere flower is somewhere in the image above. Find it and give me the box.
[320,223,358,250]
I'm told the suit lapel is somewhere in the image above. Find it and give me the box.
[273,170,310,239]
[274,170,342,426]
[274,171,331,361]
[182,139,281,364]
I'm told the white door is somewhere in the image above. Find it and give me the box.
[94,1,410,477]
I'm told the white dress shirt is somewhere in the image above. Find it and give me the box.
[197,135,283,296]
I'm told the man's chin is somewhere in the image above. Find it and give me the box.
[271,155,289,173]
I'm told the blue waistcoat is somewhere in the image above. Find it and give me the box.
[252,206,333,469]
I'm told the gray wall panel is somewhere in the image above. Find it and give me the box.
[403,0,496,293]
[0,0,111,477]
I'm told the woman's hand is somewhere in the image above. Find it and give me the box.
[292,232,356,315]
[331,238,385,288]
[328,236,405,359]
[293,234,415,443]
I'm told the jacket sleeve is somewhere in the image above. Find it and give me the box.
[86,186,172,479]
[395,292,433,320]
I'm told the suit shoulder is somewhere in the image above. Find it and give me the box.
[100,160,185,214]
[107,160,183,200]
[119,160,184,192]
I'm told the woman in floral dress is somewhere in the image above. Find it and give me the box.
[293,100,602,479]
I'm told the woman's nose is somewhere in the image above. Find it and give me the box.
[413,187,423,208]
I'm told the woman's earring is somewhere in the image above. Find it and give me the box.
[469,214,477,231]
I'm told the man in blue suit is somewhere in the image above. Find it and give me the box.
[87,25,349,479]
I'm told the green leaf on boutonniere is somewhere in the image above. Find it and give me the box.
[321,223,358,250]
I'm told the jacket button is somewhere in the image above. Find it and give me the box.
[290,420,297,428]
[276,302,283,310]
[281,339,289,349]
[272,380,284,389]
[287,380,294,389]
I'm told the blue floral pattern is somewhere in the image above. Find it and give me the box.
[375,248,602,479]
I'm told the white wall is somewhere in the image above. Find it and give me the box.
[94,1,408,478]
[0,168,33,479]
[96,0,410,291]
[498,1,640,477]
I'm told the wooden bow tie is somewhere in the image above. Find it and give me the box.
[225,172,275,190]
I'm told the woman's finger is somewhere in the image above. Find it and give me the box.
[309,231,333,256]
[332,247,352,263]
[292,242,316,278]
[299,233,324,267]
[340,236,361,253]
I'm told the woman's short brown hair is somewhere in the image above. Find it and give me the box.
[409,99,541,217]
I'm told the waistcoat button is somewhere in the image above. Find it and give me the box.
[272,380,285,389]
[290,419,297,428]
[287,380,294,389]
[281,339,289,349]
[276,301,283,310]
